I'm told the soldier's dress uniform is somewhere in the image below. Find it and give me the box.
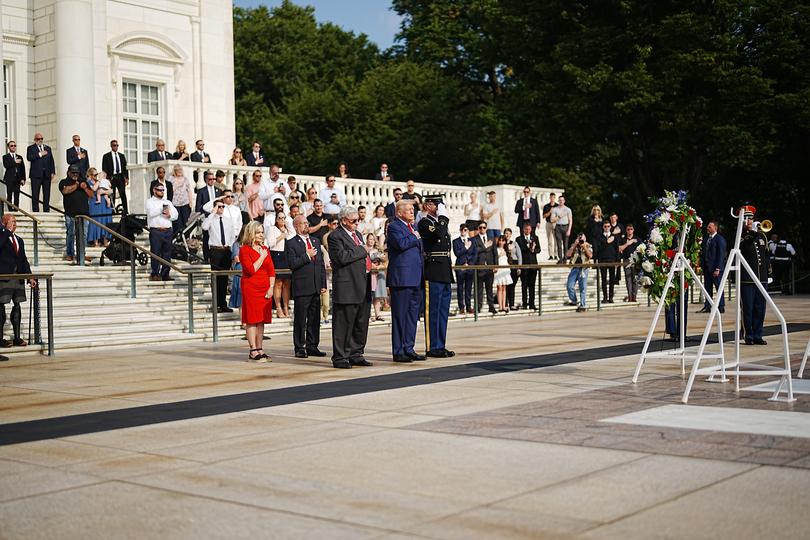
[419,206,455,357]
[740,224,770,345]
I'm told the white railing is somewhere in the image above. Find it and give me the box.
[127,161,563,253]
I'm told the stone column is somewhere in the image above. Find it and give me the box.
[54,0,96,178]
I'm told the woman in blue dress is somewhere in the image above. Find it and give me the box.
[86,168,113,246]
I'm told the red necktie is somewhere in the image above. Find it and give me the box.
[351,231,371,272]
[407,223,415,234]
[306,237,315,260]
[12,236,18,254]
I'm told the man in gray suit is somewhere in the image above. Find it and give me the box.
[327,205,373,369]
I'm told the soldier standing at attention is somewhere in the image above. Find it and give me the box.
[739,205,770,345]
[419,195,455,358]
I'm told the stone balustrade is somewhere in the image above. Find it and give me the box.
[128,161,563,254]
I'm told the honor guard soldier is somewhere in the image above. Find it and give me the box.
[769,234,795,295]
[419,195,455,358]
[739,205,770,345]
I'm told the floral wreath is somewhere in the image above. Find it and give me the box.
[632,190,703,306]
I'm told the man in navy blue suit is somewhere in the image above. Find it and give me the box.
[245,141,266,168]
[452,223,476,314]
[65,134,90,179]
[0,215,36,349]
[698,220,727,313]
[386,199,425,362]
[286,215,328,359]
[26,133,56,212]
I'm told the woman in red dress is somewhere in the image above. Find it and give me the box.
[239,221,276,361]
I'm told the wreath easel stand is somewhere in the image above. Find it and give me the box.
[632,224,727,396]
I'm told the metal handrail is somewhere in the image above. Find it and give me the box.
[0,196,41,266]
[0,272,55,356]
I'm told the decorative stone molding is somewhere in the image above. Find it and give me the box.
[108,31,187,93]
[2,32,36,47]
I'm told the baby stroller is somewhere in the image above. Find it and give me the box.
[172,211,205,264]
[100,213,149,266]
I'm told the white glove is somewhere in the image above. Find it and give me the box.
[437,202,449,218]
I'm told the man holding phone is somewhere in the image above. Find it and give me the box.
[145,183,178,281]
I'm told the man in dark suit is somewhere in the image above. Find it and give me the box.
[195,171,222,263]
[3,141,26,207]
[515,222,540,309]
[374,162,393,181]
[189,139,211,184]
[0,215,36,348]
[514,186,540,230]
[471,222,496,314]
[452,223,476,314]
[287,215,327,358]
[149,166,174,202]
[26,133,56,212]
[328,205,373,369]
[384,188,403,219]
[387,199,425,362]
[245,141,266,168]
[101,139,128,214]
[147,139,170,162]
[698,220,727,313]
[65,134,90,179]
[594,221,619,303]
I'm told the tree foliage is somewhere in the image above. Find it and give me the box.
[234,0,809,264]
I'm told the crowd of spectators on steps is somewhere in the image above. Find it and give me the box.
[6,134,792,357]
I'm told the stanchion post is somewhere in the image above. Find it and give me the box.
[596,265,602,311]
[187,272,195,334]
[77,218,85,266]
[537,266,543,316]
[46,276,55,356]
[210,272,219,342]
[129,244,137,298]
[473,270,479,322]
[33,221,39,267]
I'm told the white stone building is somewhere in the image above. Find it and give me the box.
[1,0,235,210]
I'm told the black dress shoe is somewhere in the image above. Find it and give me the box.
[426,349,448,358]
[217,306,233,313]
[406,351,426,361]
[442,348,456,357]
[744,339,754,345]
[696,307,710,313]
[306,349,327,357]
[393,355,413,363]
[332,359,352,369]
[753,338,768,345]
[719,307,725,313]
[350,358,373,366]
[294,350,308,358]
[489,307,498,314]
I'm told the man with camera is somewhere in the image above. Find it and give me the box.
[565,233,593,312]
[145,183,178,281]
[59,164,94,263]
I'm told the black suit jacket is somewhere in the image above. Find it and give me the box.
[374,172,394,181]
[101,151,128,180]
[594,234,619,262]
[286,235,327,297]
[470,234,494,276]
[514,197,540,229]
[0,229,32,276]
[328,227,371,304]
[515,234,540,265]
[195,186,223,215]
[26,143,56,179]
[190,151,210,164]
[3,153,26,185]
[66,146,90,178]
[147,150,171,163]
[245,151,265,167]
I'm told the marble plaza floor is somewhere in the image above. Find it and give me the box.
[2,296,810,539]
